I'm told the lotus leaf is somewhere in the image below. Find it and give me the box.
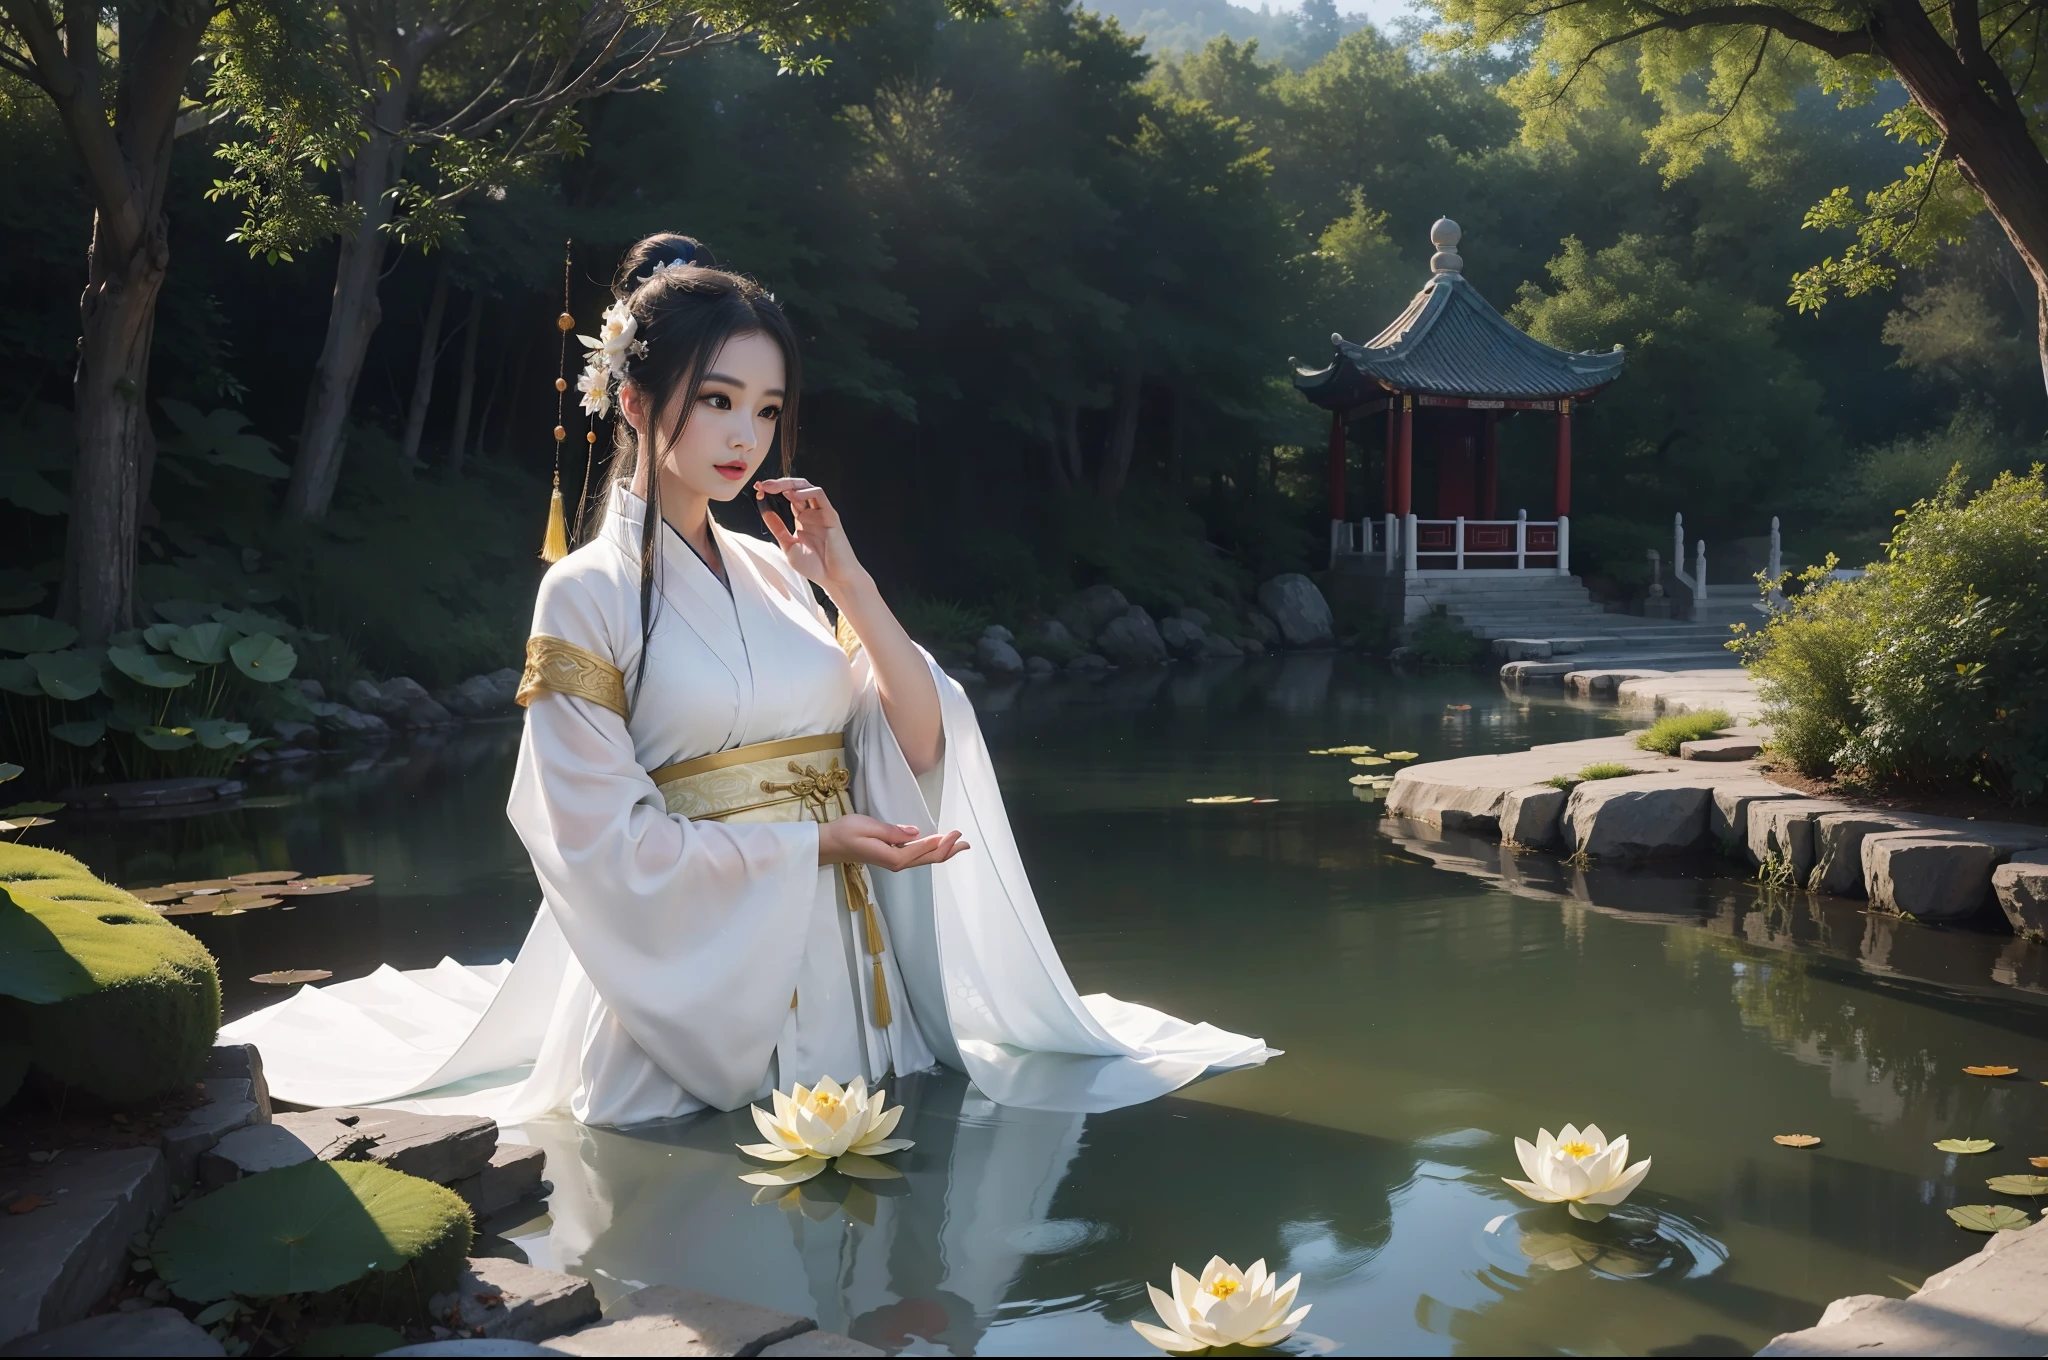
[1,817,54,831]
[229,632,296,682]
[0,764,17,783]
[1946,1204,2031,1232]
[1351,756,1390,766]
[2032,1157,2048,1169]
[0,614,77,654]
[170,622,239,666]
[1773,1135,1822,1148]
[230,871,300,885]
[189,717,251,750]
[1935,1138,1998,1154]
[142,623,185,652]
[1386,751,1420,761]
[29,650,102,701]
[0,802,60,817]
[213,607,293,638]
[134,727,195,752]
[309,874,374,887]
[109,646,197,689]
[49,720,105,747]
[151,599,224,627]
[149,1160,472,1302]
[1986,1175,2048,1196]
[0,659,37,696]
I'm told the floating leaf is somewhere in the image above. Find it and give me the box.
[250,970,332,986]
[229,871,302,886]
[128,887,187,904]
[0,817,54,831]
[141,622,184,652]
[29,650,102,701]
[0,659,38,696]
[169,622,239,666]
[1351,755,1390,766]
[0,615,77,655]
[108,646,196,689]
[48,719,104,747]
[1773,1134,1822,1148]
[1315,745,1375,756]
[0,802,62,817]
[1963,1065,2019,1078]
[135,726,196,752]
[1186,796,1255,805]
[2031,1157,2048,1170]
[1986,1175,2048,1196]
[210,907,247,917]
[213,608,293,639]
[153,901,223,916]
[229,632,296,682]
[1349,775,1393,787]
[151,599,224,627]
[159,879,238,892]
[1947,1204,2031,1232]
[1935,1138,1998,1154]
[189,717,251,751]
[271,882,350,896]
[309,873,374,887]
[219,894,280,911]
[1386,751,1420,761]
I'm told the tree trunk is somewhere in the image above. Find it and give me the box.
[400,264,452,466]
[285,78,415,520]
[1096,358,1142,501]
[1874,0,2048,392]
[446,291,481,477]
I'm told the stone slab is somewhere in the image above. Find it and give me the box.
[277,1108,497,1185]
[198,1121,334,1189]
[551,1286,815,1357]
[1994,850,2048,941]
[1710,785,1801,852]
[1500,786,1565,849]
[1562,778,1712,859]
[429,1256,599,1343]
[1564,668,1668,697]
[759,1334,884,1357]
[1614,669,1764,722]
[1759,1212,2048,1355]
[1746,800,1850,884]
[452,1144,548,1219]
[0,1308,223,1357]
[1679,736,1761,761]
[1864,834,2003,922]
[1386,735,1655,836]
[0,1148,169,1346]
[159,1079,263,1187]
[203,1044,270,1122]
[1810,812,1918,897]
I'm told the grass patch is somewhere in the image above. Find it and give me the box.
[1633,708,1733,755]
[1543,761,1640,790]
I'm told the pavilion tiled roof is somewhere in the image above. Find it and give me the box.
[1295,222,1625,407]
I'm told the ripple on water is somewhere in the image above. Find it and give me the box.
[1477,1201,1730,1282]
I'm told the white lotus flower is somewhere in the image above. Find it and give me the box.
[1132,1257,1309,1353]
[736,1076,914,1185]
[1504,1124,1652,1221]
[575,354,612,417]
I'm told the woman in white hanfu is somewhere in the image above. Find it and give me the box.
[225,234,1273,1127]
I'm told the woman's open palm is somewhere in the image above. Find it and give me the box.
[757,478,862,589]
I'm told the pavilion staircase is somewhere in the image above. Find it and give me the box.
[1409,573,1747,670]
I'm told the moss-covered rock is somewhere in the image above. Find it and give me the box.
[151,1161,473,1317]
[0,844,220,1105]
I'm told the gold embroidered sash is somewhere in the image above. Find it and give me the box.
[516,636,627,719]
[650,734,892,1029]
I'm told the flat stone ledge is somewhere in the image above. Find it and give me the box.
[550,1285,815,1357]
[1758,1213,2048,1355]
[1994,850,2048,941]
[1564,667,1668,697]
[203,1044,270,1122]
[0,1148,169,1346]
[0,1307,222,1357]
[273,1108,497,1185]
[159,1079,264,1187]
[451,1144,548,1219]
[1864,834,2004,922]
[429,1256,599,1343]
[1563,778,1711,859]
[1679,736,1761,761]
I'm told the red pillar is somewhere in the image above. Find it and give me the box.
[1395,395,1413,516]
[1554,397,1572,517]
[1326,409,1346,522]
[1480,411,1499,519]
[1383,404,1395,515]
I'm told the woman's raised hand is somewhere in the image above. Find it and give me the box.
[757,478,864,590]
[817,813,969,871]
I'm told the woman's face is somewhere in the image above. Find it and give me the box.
[623,329,787,503]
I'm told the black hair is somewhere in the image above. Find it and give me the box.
[595,233,801,704]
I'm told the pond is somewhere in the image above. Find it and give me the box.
[50,657,2048,1357]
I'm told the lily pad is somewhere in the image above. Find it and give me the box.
[1186,796,1255,804]
[29,650,102,701]
[152,901,223,917]
[1947,1204,2031,1232]
[1386,751,1420,761]
[0,802,63,817]
[218,893,280,911]
[1310,745,1375,756]
[229,871,302,885]
[157,879,238,892]
[151,599,225,627]
[134,726,195,751]
[49,720,104,747]
[128,887,187,904]
[1351,756,1390,766]
[250,970,332,985]
[1963,1065,2019,1077]
[228,632,296,683]
[1773,1134,1822,1148]
[189,717,251,750]
[169,622,239,666]
[1986,1175,2048,1196]
[308,873,374,887]
[1,817,54,831]
[2031,1157,2048,1169]
[1935,1138,1998,1154]
[0,660,39,696]
[0,615,77,655]
[270,882,350,896]
[108,646,196,689]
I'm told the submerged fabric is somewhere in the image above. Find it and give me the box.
[224,488,1273,1124]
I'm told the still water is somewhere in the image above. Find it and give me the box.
[53,657,2048,1356]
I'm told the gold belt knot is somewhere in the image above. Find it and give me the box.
[762,760,853,817]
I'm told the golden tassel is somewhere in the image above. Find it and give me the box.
[871,958,892,1028]
[541,471,569,563]
[840,863,892,1027]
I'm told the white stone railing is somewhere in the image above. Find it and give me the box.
[1672,513,1707,603]
[1335,512,1571,576]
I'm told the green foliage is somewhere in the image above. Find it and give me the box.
[1406,610,1481,665]
[0,845,221,1106]
[1577,762,1636,780]
[1633,708,1733,755]
[151,1160,473,1308]
[895,596,992,647]
[1739,469,2048,800]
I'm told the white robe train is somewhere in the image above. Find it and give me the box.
[224,488,1272,1124]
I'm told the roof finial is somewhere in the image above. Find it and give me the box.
[1430,217,1463,275]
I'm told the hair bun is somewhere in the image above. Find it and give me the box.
[615,233,718,296]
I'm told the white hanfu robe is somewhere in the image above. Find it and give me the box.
[224,487,1273,1125]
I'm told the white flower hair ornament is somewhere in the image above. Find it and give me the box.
[575,299,647,418]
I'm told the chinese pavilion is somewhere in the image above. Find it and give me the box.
[1293,218,1624,574]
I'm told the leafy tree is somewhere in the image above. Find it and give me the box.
[1430,0,2048,395]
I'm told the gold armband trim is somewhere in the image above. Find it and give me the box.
[835,612,862,659]
[516,635,628,720]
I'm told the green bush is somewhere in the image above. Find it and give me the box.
[1407,609,1482,665]
[1633,708,1733,755]
[151,1160,472,1319]
[0,844,220,1105]
[1741,468,2048,800]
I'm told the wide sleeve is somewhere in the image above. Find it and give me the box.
[847,649,1277,1114]
[507,569,822,1112]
